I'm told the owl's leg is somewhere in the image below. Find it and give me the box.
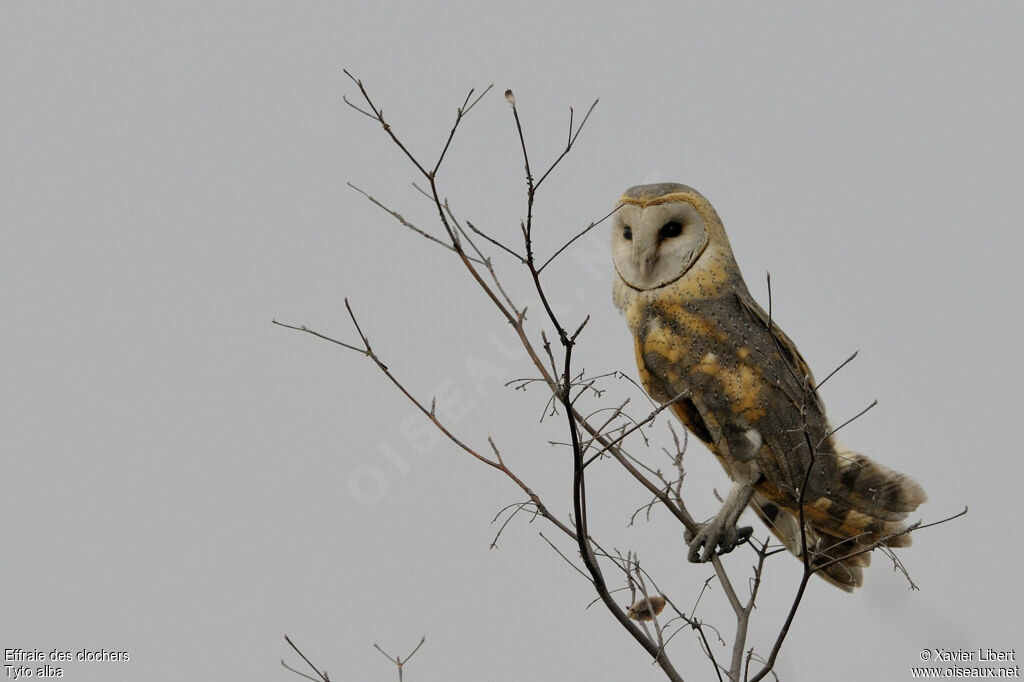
[685,481,756,562]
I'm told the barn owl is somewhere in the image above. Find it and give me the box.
[611,183,926,590]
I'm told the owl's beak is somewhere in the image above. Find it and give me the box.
[639,254,659,278]
[635,238,659,278]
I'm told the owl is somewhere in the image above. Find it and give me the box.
[611,183,926,591]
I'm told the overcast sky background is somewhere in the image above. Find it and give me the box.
[3,3,1022,681]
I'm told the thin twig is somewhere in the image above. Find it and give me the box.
[582,390,688,468]
[812,350,858,392]
[537,204,621,273]
[538,532,594,583]
[534,98,599,190]
[283,635,330,682]
[466,220,527,263]
[347,183,482,261]
[374,636,427,682]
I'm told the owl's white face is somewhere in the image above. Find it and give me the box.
[611,200,709,291]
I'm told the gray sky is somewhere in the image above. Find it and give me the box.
[3,3,1022,681]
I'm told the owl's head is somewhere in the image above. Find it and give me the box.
[611,183,736,293]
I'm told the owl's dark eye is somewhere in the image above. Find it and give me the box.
[659,221,683,239]
[622,225,633,240]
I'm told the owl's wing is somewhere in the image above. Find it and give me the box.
[732,290,826,419]
[632,288,834,495]
[726,289,840,501]
[733,290,926,554]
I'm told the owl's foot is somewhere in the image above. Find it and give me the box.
[685,519,753,563]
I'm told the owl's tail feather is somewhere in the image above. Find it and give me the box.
[751,451,926,591]
[751,493,867,591]
[826,448,928,546]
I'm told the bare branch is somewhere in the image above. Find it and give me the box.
[274,313,576,541]
[341,94,379,121]
[539,531,594,584]
[820,399,878,444]
[271,320,366,355]
[374,636,427,682]
[348,183,482,261]
[283,635,330,682]
[582,390,687,468]
[569,315,590,343]
[813,350,858,393]
[343,69,432,180]
[433,84,494,175]
[745,507,967,682]
[489,501,537,549]
[537,204,621,274]
[466,220,526,262]
[534,98,599,190]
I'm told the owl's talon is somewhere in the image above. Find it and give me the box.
[686,520,753,562]
[735,525,754,545]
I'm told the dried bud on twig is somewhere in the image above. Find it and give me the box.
[626,594,667,621]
